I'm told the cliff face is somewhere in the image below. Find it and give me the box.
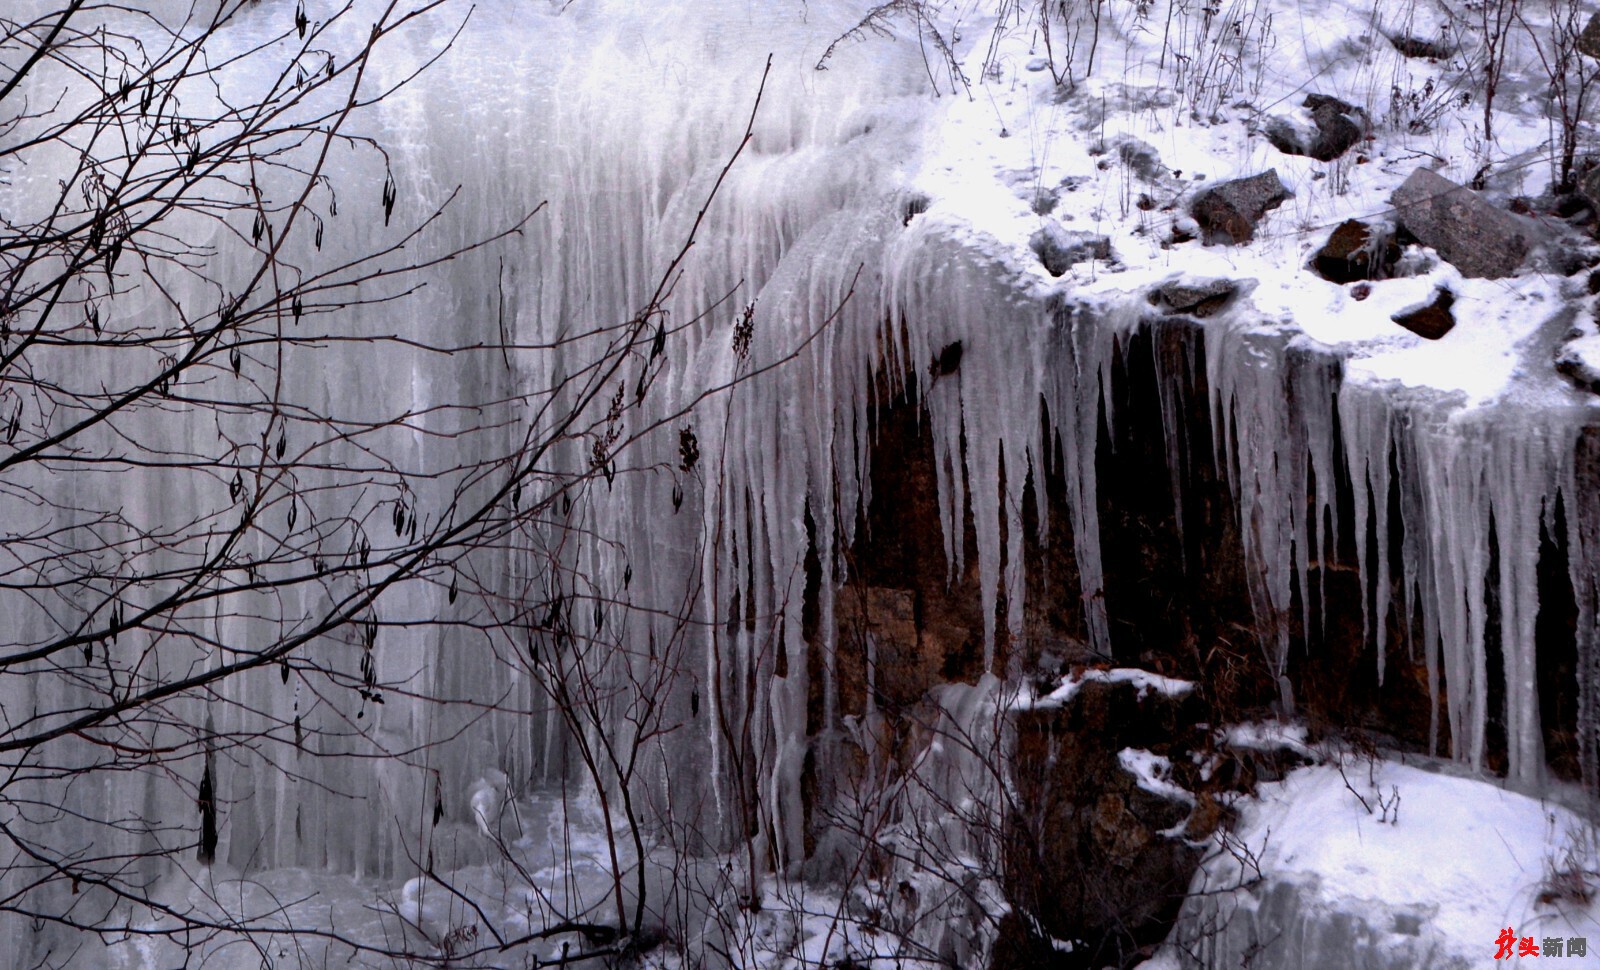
[832,310,1592,967]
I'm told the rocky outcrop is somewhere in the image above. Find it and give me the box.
[995,675,1209,969]
[1151,278,1238,318]
[826,308,1595,968]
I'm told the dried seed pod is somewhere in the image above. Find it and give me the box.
[381,175,397,225]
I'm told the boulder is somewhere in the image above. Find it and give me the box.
[1030,222,1112,276]
[1386,33,1455,59]
[1265,95,1369,162]
[1115,135,1166,183]
[1190,169,1290,245]
[1389,168,1548,278]
[1312,219,1399,282]
[1390,286,1455,340]
[1579,165,1600,214]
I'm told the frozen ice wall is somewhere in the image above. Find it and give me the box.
[4,2,1600,963]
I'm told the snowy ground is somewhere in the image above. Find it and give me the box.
[908,0,1600,409]
[1156,753,1600,969]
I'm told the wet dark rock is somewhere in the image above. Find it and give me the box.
[1190,169,1290,245]
[1151,277,1238,317]
[1312,219,1400,282]
[1579,166,1600,215]
[931,340,963,378]
[1264,95,1369,162]
[996,676,1210,970]
[1537,240,1600,277]
[1031,222,1112,276]
[1390,168,1548,278]
[1390,286,1456,339]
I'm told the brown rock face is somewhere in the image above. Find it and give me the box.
[819,312,1591,968]
[994,678,1207,970]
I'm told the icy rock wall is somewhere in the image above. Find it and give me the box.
[4,0,1599,917]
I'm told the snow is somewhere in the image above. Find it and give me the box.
[1168,758,1600,969]
[1015,666,1195,709]
[1119,748,1197,806]
[1222,721,1320,763]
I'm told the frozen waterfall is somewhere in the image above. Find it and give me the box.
[3,0,1599,965]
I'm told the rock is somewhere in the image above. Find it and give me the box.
[1168,214,1200,243]
[1387,33,1455,59]
[1390,286,1455,340]
[1115,135,1166,183]
[1389,168,1548,278]
[1579,165,1600,213]
[1556,335,1600,394]
[1305,94,1369,161]
[1030,222,1111,276]
[1190,169,1290,245]
[1152,277,1237,317]
[999,675,1210,970]
[1312,219,1399,282]
[1581,11,1600,59]
[1265,95,1368,162]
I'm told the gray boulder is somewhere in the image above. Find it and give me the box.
[1557,335,1600,394]
[1390,168,1548,278]
[1030,222,1112,276]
